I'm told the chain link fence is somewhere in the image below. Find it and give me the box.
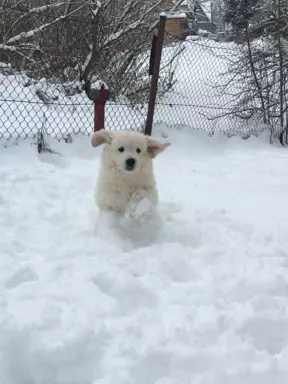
[0,6,269,142]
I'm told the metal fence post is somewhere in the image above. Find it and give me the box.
[145,13,167,136]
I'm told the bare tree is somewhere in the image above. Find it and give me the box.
[0,0,181,103]
[207,0,288,143]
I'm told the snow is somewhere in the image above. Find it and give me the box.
[0,62,11,68]
[166,13,187,19]
[1,125,288,383]
[90,79,109,90]
[0,44,16,52]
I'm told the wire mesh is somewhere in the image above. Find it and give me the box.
[0,5,267,142]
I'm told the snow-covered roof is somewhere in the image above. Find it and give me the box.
[166,12,188,19]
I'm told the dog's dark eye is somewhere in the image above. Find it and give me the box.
[118,147,124,153]
[136,148,141,154]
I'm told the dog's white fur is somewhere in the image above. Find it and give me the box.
[91,129,170,220]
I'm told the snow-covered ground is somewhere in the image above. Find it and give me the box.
[1,125,288,384]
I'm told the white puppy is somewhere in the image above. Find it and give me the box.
[91,129,170,228]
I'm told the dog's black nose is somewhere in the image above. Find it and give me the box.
[126,157,136,170]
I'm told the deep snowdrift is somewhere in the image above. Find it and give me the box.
[1,126,288,384]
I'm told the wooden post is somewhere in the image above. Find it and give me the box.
[145,13,167,136]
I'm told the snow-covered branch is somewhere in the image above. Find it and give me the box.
[5,3,87,45]
[0,44,16,52]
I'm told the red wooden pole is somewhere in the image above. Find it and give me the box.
[85,82,110,132]
[94,87,110,132]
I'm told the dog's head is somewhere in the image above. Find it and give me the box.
[91,129,170,173]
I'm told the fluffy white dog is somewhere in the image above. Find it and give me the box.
[91,129,170,228]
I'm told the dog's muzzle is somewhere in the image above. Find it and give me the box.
[125,157,136,171]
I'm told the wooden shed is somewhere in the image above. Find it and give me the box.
[164,13,189,40]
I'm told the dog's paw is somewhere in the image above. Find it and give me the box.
[120,197,154,230]
[132,197,153,220]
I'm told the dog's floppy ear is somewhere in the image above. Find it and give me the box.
[91,129,114,148]
[146,136,170,158]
